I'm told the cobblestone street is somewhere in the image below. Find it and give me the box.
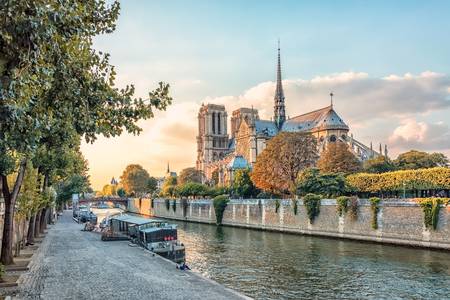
[17,211,248,300]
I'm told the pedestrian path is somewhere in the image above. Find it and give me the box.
[18,211,249,300]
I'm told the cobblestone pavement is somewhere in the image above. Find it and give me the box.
[17,211,249,300]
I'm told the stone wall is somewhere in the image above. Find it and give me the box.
[149,198,450,250]
[127,198,153,216]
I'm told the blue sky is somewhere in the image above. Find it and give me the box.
[83,1,450,189]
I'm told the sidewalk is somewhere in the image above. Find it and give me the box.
[17,211,249,300]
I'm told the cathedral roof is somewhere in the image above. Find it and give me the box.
[282,105,349,132]
[255,120,278,137]
[227,155,249,170]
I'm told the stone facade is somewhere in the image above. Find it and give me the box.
[149,198,450,251]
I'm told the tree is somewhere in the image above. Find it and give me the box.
[296,168,346,197]
[147,177,158,194]
[363,156,396,173]
[102,184,117,196]
[251,132,318,195]
[117,187,126,198]
[232,169,257,198]
[178,168,203,185]
[177,182,208,198]
[161,176,177,198]
[120,165,150,196]
[317,142,361,174]
[394,150,449,170]
[0,1,171,264]
[211,169,219,186]
[55,174,91,208]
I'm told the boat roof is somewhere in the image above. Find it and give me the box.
[140,226,175,233]
[110,214,160,226]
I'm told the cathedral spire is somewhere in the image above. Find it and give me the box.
[166,161,170,174]
[274,39,286,129]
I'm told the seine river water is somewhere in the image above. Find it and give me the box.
[170,220,450,300]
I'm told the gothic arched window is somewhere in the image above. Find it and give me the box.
[217,113,221,134]
[329,135,337,142]
[212,112,216,134]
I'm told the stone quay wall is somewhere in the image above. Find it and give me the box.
[140,198,450,250]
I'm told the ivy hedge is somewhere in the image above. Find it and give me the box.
[347,167,450,194]
[213,195,229,225]
[303,193,321,224]
[418,198,445,230]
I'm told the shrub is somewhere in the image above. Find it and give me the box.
[346,167,450,193]
[213,195,229,225]
[419,198,445,230]
[336,196,349,217]
[275,199,280,213]
[172,200,176,212]
[0,263,4,281]
[303,193,321,224]
[369,197,381,229]
[292,199,298,215]
[181,199,188,217]
[165,199,170,211]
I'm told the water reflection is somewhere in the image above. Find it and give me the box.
[171,220,450,300]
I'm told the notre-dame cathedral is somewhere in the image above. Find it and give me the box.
[196,45,386,185]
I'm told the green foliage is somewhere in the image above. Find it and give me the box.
[178,168,203,185]
[161,176,177,198]
[213,195,229,225]
[347,167,450,193]
[172,200,177,213]
[394,150,448,170]
[181,199,188,217]
[303,193,321,224]
[363,156,396,173]
[177,182,209,198]
[292,199,298,215]
[120,164,150,196]
[117,188,126,198]
[419,198,445,230]
[232,169,257,198]
[336,196,349,217]
[56,174,90,205]
[0,263,4,280]
[147,177,158,194]
[296,168,347,197]
[165,199,170,211]
[209,186,230,198]
[369,197,381,229]
[256,191,281,199]
[102,184,117,196]
[275,199,280,213]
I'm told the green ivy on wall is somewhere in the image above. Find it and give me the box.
[419,198,445,230]
[369,197,381,229]
[303,193,321,224]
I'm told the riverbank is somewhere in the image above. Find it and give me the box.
[150,198,450,251]
[16,211,249,299]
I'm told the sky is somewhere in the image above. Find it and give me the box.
[81,0,450,190]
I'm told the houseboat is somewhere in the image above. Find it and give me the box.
[103,214,185,263]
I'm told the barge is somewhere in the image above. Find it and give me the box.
[102,214,186,263]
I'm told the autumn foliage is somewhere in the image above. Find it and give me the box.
[317,142,361,174]
[251,132,318,195]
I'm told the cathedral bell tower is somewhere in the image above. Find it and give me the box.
[274,40,286,129]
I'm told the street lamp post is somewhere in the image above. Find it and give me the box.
[403,182,406,199]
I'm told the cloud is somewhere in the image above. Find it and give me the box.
[388,118,450,151]
[204,71,450,126]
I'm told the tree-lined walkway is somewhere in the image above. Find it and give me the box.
[18,211,248,300]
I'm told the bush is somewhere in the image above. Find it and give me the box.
[292,199,298,215]
[0,263,4,281]
[369,197,381,229]
[419,198,445,230]
[213,195,229,225]
[347,167,450,193]
[336,196,349,217]
[181,199,188,217]
[165,199,170,211]
[172,200,176,212]
[297,168,347,197]
[303,193,321,224]
[275,199,280,213]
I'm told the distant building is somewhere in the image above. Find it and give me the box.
[196,43,387,185]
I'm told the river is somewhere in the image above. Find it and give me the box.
[95,209,450,299]
[172,220,450,300]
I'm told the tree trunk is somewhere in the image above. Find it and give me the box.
[40,208,47,233]
[0,160,27,265]
[27,214,36,244]
[34,209,42,238]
